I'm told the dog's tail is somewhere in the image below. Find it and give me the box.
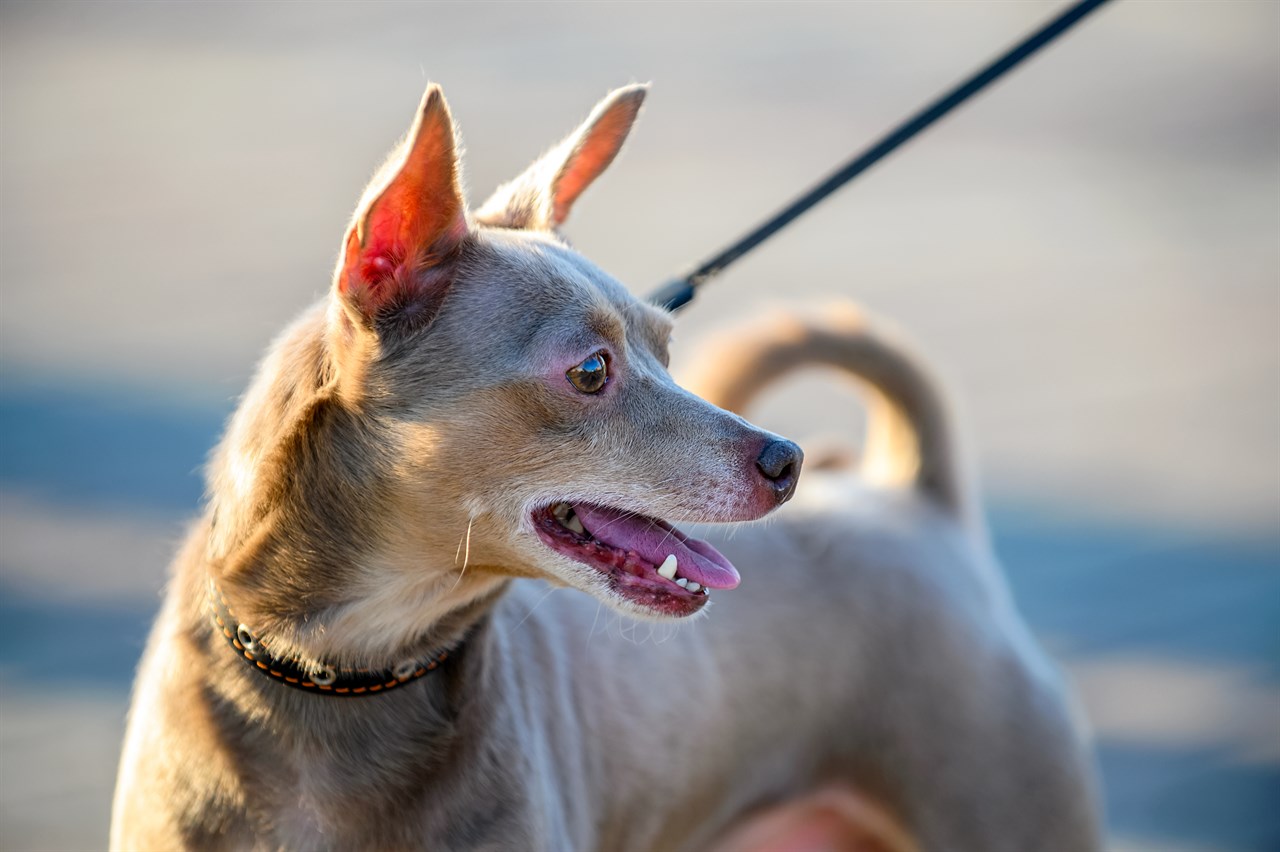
[681,303,970,518]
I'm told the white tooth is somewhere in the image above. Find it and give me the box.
[565,513,585,535]
[675,577,689,588]
[686,581,701,593]
[657,554,678,580]
[552,503,570,520]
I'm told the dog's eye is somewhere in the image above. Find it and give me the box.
[566,351,609,394]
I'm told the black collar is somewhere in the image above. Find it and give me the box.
[207,579,452,697]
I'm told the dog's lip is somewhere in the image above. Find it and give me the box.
[570,504,740,590]
[530,502,739,615]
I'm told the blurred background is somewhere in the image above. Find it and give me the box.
[1,1,1276,849]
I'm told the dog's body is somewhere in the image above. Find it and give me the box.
[111,86,1100,851]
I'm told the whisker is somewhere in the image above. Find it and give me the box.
[449,517,474,593]
[512,585,558,633]
[586,601,603,652]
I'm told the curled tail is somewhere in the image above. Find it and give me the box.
[681,303,970,518]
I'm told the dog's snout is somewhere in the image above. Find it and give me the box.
[756,438,803,503]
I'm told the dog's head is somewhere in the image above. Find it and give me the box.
[212,85,801,654]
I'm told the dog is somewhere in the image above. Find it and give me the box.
[110,84,1101,851]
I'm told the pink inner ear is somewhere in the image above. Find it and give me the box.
[364,253,397,284]
[341,226,404,295]
[342,178,463,292]
[552,105,637,226]
[338,85,467,312]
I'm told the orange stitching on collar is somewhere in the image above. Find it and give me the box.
[207,578,453,698]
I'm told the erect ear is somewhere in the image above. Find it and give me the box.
[335,84,468,326]
[475,84,647,231]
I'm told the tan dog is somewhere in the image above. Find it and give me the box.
[111,84,1101,851]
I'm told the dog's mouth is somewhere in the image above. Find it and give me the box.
[532,502,740,617]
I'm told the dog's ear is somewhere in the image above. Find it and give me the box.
[475,84,647,231]
[335,84,467,326]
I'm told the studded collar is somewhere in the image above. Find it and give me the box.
[207,579,452,697]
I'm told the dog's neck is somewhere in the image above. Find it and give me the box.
[199,501,509,681]
[207,574,464,697]
[165,528,518,846]
[198,303,511,673]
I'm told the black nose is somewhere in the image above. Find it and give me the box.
[756,438,803,503]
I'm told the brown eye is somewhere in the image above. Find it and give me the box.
[566,351,609,394]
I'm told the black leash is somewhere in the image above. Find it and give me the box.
[648,0,1113,312]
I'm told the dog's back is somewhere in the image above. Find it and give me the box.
[660,305,1103,850]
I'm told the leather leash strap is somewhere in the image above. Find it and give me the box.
[649,0,1113,312]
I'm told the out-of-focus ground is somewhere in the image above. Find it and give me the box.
[1,1,1276,850]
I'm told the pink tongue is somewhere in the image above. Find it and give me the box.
[572,505,741,590]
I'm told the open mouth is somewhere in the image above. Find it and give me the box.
[532,501,741,617]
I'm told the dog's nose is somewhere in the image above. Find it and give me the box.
[756,438,803,503]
